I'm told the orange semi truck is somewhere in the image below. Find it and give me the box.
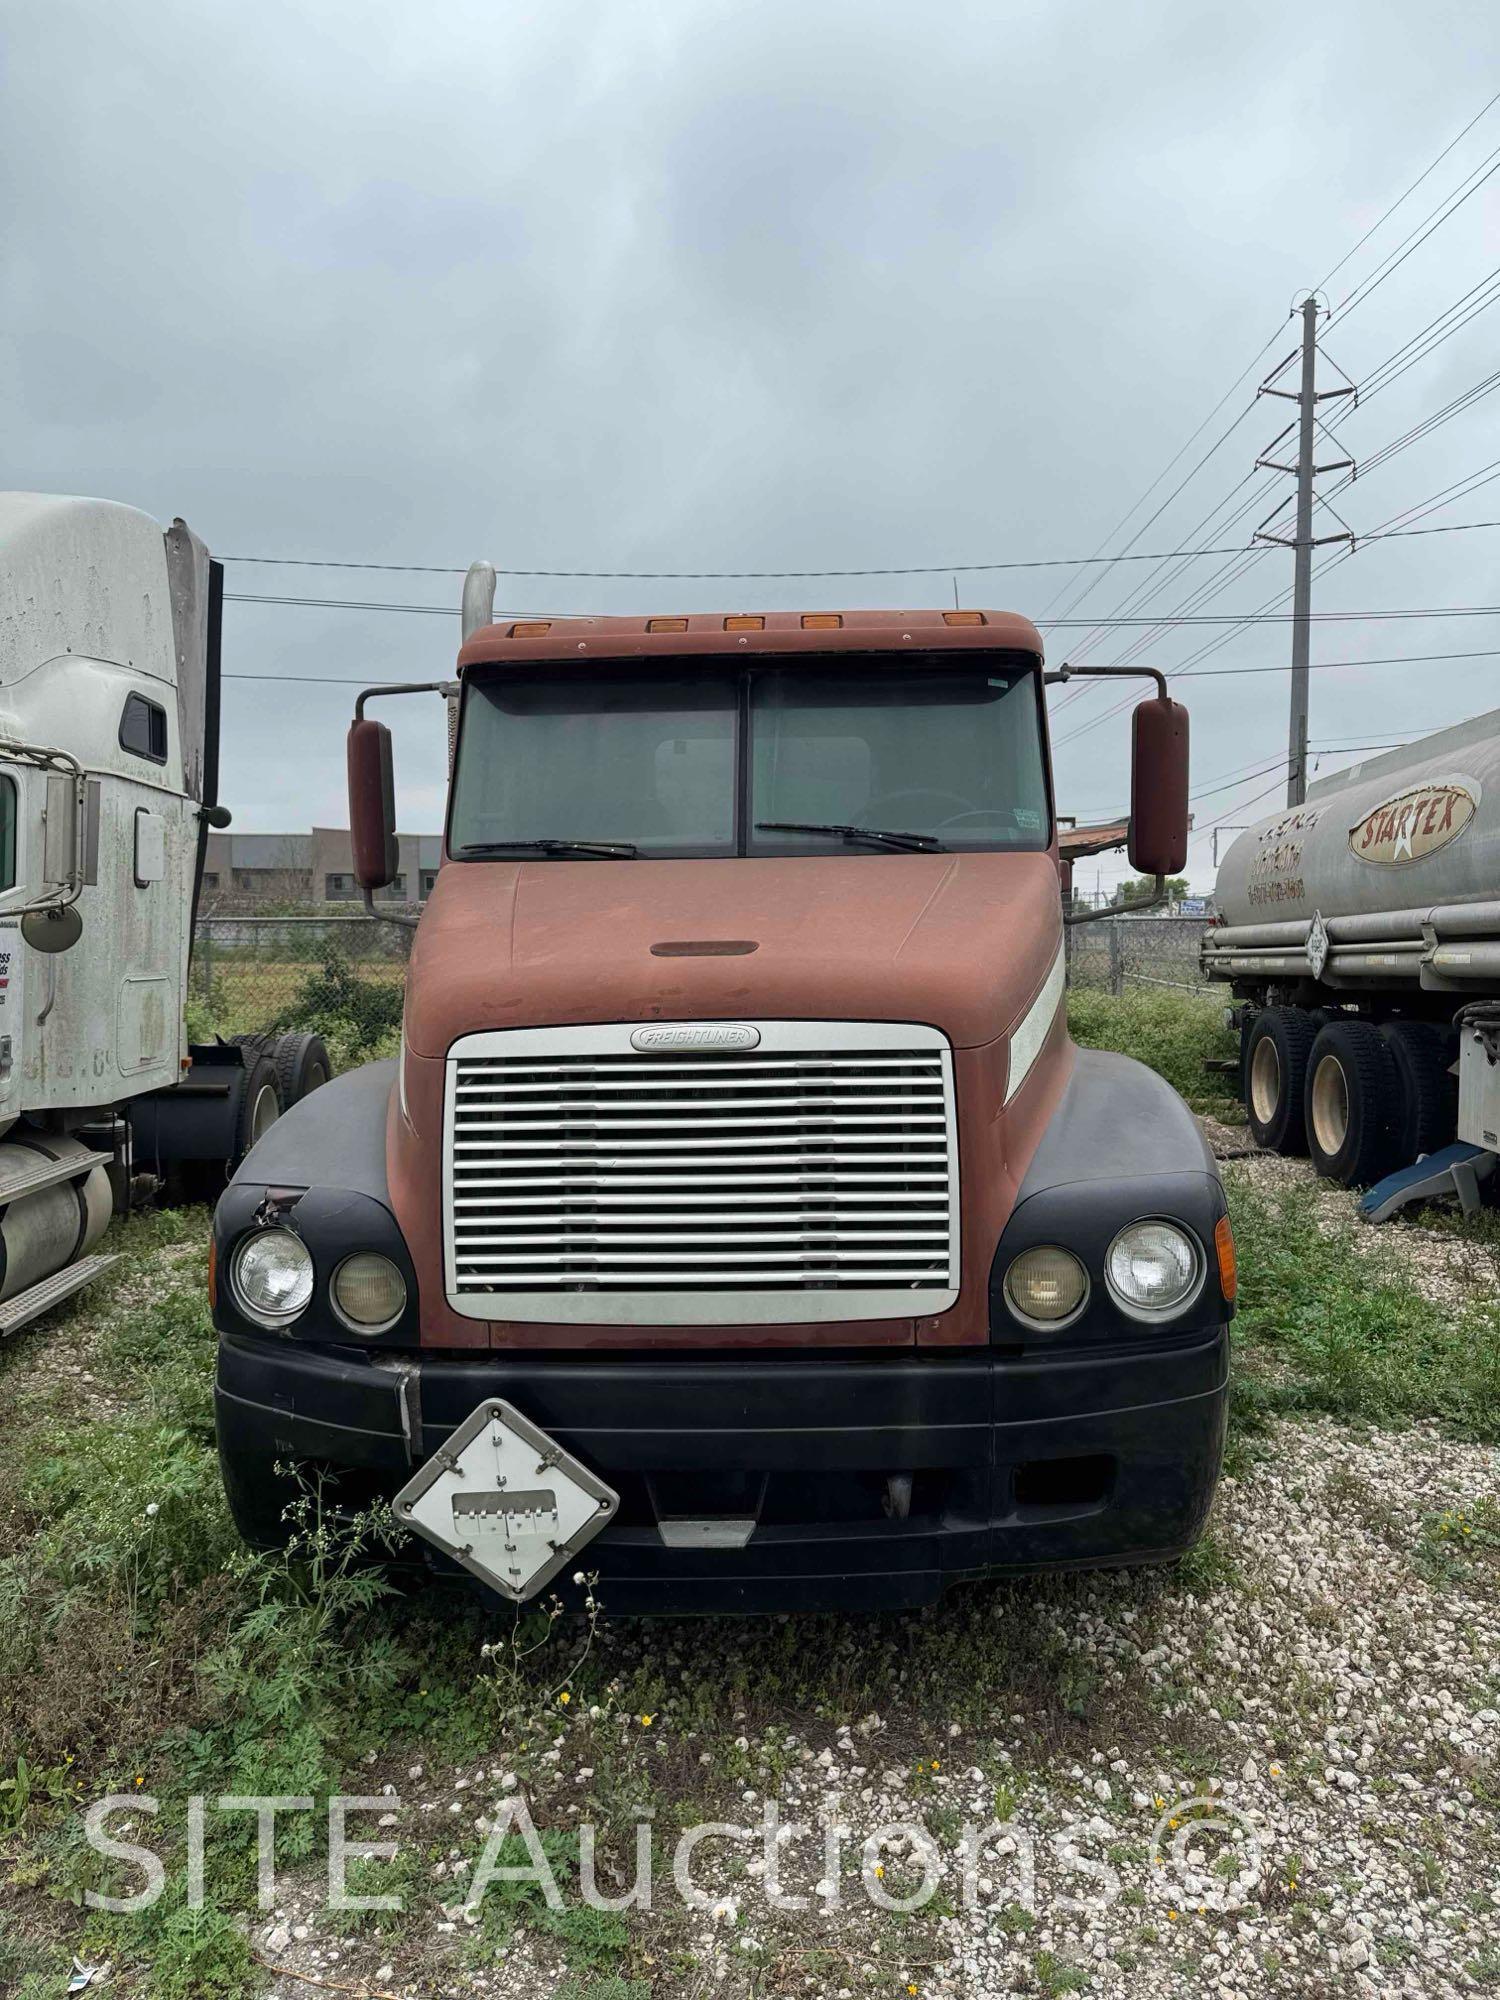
[210,598,1231,1613]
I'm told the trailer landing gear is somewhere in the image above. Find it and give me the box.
[1359,1144,1496,1224]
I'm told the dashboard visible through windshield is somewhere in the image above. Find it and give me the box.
[447,655,1051,859]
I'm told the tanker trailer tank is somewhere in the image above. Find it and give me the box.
[1203,705,1500,1197]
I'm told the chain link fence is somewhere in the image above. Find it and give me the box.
[1065,914,1211,995]
[189,917,412,1066]
[189,912,1215,1067]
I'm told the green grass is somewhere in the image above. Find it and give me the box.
[1227,1173,1500,1442]
[1067,987,1239,1115]
[4,986,1496,1994]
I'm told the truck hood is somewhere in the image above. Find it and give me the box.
[403,852,1063,1058]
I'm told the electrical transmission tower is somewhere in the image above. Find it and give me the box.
[1253,296,1357,805]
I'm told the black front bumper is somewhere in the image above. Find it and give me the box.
[215,1329,1229,1614]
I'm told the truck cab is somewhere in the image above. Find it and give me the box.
[0,494,276,1336]
[212,601,1232,1614]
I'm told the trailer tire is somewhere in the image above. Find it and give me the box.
[1381,1022,1457,1164]
[1304,1019,1404,1186]
[271,1031,332,1109]
[1243,1007,1318,1155]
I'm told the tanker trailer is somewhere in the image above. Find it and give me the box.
[1202,705,1500,1197]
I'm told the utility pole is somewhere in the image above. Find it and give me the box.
[1253,298,1356,806]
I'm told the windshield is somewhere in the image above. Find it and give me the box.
[448,655,1050,858]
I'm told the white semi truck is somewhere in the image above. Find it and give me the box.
[1203,706,1500,1214]
[0,493,319,1334]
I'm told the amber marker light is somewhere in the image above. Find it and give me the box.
[724,615,764,630]
[1215,1215,1237,1303]
[646,617,689,632]
[800,613,843,629]
[509,621,551,637]
[942,610,987,625]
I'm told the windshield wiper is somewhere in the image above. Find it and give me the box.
[755,821,948,853]
[457,838,638,859]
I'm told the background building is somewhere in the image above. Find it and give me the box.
[201,828,442,909]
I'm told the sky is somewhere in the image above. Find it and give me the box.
[4,0,1499,891]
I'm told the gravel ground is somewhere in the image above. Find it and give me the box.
[1206,1122,1500,1315]
[244,1407,1500,2000]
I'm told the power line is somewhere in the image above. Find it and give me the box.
[1057,92,1500,655]
[222,644,1500,692]
[1330,141,1500,325]
[1174,644,1500,679]
[1049,388,1500,746]
[222,590,1500,627]
[217,511,1500,596]
[1316,88,1500,293]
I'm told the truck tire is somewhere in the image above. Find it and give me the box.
[271,1031,332,1109]
[169,1052,282,1205]
[1304,1019,1404,1186]
[1243,1007,1317,1155]
[234,1052,282,1166]
[1381,1021,1457,1164]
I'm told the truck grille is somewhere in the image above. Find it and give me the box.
[443,1021,960,1325]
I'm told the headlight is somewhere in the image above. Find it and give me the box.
[1004,1244,1089,1327]
[1105,1220,1202,1319]
[331,1252,407,1334]
[231,1227,314,1328]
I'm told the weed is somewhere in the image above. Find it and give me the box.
[1173,1529,1240,1594]
[1033,1946,1091,1993]
[1415,1499,1500,1586]
[1228,1176,1500,1441]
[1067,988,1238,1116]
[270,953,405,1058]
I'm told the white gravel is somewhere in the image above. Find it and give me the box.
[254,1413,1499,2000]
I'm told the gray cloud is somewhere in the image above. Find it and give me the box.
[3,0,1497,882]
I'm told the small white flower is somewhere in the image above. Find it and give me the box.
[573,1571,586,1585]
[145,1502,159,1518]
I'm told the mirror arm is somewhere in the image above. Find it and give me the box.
[354,680,458,720]
[1064,873,1166,927]
[0,735,88,914]
[1044,662,1169,699]
[362,882,419,931]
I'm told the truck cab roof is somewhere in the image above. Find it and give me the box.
[457,606,1045,672]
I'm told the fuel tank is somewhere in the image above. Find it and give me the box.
[1214,706,1500,928]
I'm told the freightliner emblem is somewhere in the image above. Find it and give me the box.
[630,1023,761,1052]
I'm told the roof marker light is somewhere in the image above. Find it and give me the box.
[647,617,689,632]
[943,610,987,626]
[801,614,843,629]
[509,621,551,637]
[724,615,764,631]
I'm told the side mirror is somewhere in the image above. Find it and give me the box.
[1128,696,1189,877]
[347,718,398,890]
[21,904,83,954]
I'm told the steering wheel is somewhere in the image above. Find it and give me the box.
[865,788,974,825]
